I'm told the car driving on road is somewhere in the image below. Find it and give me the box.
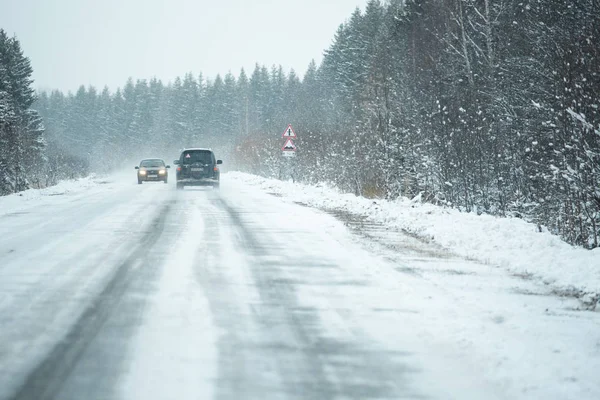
[135,159,170,184]
[174,148,222,190]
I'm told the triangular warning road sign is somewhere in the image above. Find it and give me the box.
[282,124,297,138]
[282,138,296,151]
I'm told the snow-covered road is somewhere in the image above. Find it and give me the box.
[0,173,598,400]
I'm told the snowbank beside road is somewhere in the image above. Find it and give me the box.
[226,172,600,300]
[0,174,121,217]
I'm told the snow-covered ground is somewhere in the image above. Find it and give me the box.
[0,174,108,217]
[226,172,600,305]
[0,171,599,400]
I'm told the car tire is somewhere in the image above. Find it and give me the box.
[176,183,183,190]
[138,180,143,185]
[164,178,168,184]
[213,182,220,190]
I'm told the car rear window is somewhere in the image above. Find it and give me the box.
[182,151,213,165]
[140,160,164,167]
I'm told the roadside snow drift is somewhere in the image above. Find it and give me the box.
[226,172,600,301]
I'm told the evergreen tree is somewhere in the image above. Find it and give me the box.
[0,29,45,194]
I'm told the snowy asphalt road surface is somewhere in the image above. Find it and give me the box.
[0,174,599,400]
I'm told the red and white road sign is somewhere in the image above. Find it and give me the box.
[282,124,297,138]
[282,138,296,151]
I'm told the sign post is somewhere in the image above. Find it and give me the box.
[282,138,296,153]
[281,125,297,158]
[281,124,297,181]
[282,124,297,139]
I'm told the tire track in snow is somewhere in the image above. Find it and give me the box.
[212,193,422,399]
[7,201,175,400]
[191,195,259,399]
[209,196,343,399]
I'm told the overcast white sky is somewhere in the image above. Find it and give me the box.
[1,0,369,93]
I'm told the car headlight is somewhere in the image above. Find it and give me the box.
[159,169,166,175]
[139,170,147,175]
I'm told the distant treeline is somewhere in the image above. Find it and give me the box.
[8,0,600,248]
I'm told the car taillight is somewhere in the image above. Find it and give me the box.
[214,167,218,171]
[177,167,182,172]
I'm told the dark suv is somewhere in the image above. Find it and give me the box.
[174,148,222,190]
